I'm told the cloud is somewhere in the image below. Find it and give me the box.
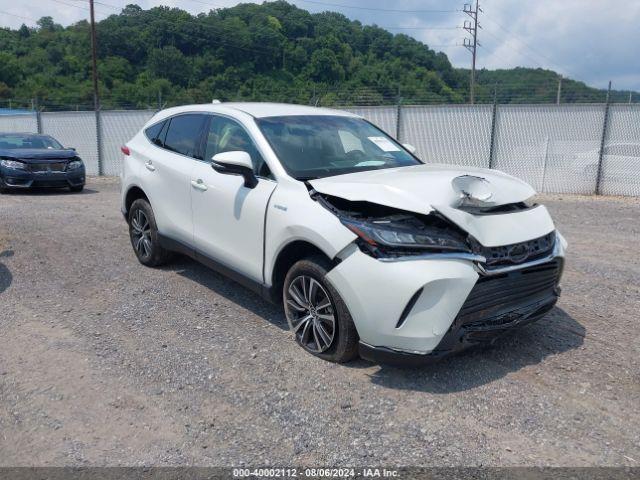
[1,0,637,89]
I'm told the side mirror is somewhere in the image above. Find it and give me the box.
[211,151,258,189]
[403,143,417,154]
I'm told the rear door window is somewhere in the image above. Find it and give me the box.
[163,114,207,159]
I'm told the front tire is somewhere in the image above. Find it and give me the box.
[128,198,169,267]
[283,256,359,363]
[69,185,84,193]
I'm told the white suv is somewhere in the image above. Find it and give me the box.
[121,103,567,365]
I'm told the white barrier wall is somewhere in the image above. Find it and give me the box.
[1,104,639,196]
[600,105,640,196]
[100,110,156,176]
[341,106,398,138]
[0,113,38,134]
[40,111,100,175]
[399,105,493,168]
[492,105,606,194]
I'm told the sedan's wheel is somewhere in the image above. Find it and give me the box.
[128,198,169,267]
[283,256,359,363]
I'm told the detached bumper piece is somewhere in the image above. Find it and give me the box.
[359,259,563,367]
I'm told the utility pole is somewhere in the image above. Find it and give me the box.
[89,0,100,112]
[556,75,562,104]
[89,0,103,175]
[595,80,612,195]
[629,92,633,104]
[463,1,481,104]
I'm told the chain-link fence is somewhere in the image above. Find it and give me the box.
[1,103,639,195]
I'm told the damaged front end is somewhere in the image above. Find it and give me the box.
[312,191,484,263]
[313,190,565,364]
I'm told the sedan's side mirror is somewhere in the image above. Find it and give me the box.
[403,143,417,154]
[211,151,258,189]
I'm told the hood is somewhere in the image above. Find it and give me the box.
[309,164,554,247]
[309,164,535,215]
[0,148,78,161]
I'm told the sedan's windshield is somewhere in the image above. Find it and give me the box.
[256,115,421,180]
[0,134,63,150]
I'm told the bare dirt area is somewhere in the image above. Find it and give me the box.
[0,178,638,467]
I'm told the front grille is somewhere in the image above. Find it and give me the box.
[456,259,562,328]
[28,162,67,172]
[31,179,70,188]
[473,231,555,268]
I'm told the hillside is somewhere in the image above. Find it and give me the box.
[0,1,635,110]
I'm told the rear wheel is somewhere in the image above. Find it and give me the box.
[283,256,359,363]
[128,199,169,267]
[69,185,84,193]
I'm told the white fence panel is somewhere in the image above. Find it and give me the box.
[40,111,99,175]
[493,105,605,194]
[600,105,640,196]
[100,110,155,176]
[340,106,398,138]
[0,103,637,196]
[399,105,493,168]
[0,113,38,133]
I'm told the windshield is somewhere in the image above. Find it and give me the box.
[0,134,63,150]
[256,115,421,180]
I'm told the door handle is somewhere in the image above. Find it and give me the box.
[191,179,208,191]
[145,161,156,172]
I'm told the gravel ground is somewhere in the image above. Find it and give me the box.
[0,177,639,467]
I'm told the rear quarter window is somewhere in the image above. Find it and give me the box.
[145,120,166,145]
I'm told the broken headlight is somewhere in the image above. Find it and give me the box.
[340,217,471,254]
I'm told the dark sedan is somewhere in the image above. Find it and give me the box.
[0,133,85,193]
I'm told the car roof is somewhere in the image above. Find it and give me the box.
[0,132,46,137]
[157,102,360,119]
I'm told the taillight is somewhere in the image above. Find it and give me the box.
[121,146,130,156]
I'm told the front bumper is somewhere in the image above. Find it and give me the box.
[326,232,567,365]
[1,168,85,189]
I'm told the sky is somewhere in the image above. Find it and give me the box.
[1,0,638,90]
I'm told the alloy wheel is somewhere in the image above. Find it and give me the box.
[131,209,152,258]
[285,275,336,353]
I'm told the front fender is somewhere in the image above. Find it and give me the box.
[263,183,356,287]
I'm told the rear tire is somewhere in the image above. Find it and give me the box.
[69,185,84,193]
[283,255,359,363]
[128,198,170,267]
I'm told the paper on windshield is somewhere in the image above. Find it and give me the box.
[367,136,401,152]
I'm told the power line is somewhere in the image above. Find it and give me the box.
[291,0,457,14]
[88,0,462,33]
[481,15,569,77]
[47,0,110,18]
[382,26,460,31]
[71,0,461,55]
[0,10,40,23]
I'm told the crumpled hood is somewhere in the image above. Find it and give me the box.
[309,164,535,214]
[0,148,77,161]
[309,164,555,247]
